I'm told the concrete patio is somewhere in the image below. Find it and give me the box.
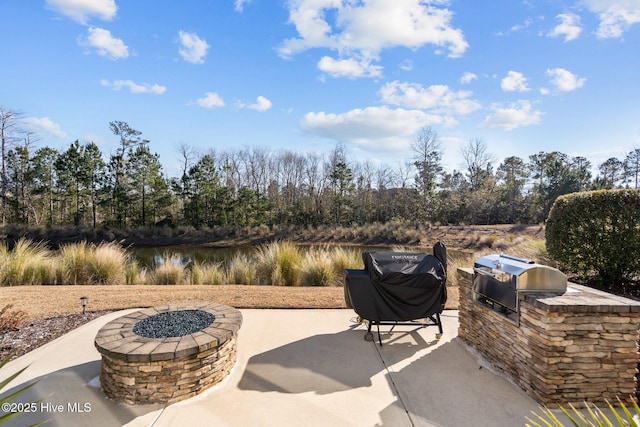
[1,309,577,426]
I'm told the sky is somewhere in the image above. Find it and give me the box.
[2,0,640,177]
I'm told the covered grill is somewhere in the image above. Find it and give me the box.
[344,242,447,345]
[473,254,567,322]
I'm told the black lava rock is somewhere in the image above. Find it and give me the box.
[133,310,215,338]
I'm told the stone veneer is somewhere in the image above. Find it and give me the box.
[458,268,640,407]
[94,302,242,405]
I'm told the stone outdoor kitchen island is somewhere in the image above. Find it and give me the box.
[94,303,242,405]
[458,268,640,407]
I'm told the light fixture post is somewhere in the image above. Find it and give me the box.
[80,296,89,315]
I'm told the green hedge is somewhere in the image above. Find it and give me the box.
[546,189,640,285]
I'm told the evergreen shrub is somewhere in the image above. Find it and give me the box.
[546,189,640,285]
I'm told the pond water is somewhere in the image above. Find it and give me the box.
[128,244,464,269]
[130,246,254,269]
[129,245,393,269]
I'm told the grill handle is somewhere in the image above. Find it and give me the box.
[473,267,496,277]
[499,254,534,264]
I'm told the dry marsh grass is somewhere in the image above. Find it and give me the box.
[300,248,334,286]
[227,253,257,285]
[255,241,303,286]
[328,246,362,277]
[92,242,128,285]
[190,261,226,285]
[148,253,187,285]
[0,235,549,289]
[0,228,550,321]
[0,239,52,286]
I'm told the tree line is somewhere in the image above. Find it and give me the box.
[1,108,639,229]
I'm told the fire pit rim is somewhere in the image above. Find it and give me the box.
[94,302,242,363]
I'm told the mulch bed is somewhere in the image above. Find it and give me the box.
[0,311,112,361]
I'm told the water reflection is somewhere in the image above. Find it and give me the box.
[129,245,396,269]
[129,246,253,269]
[128,244,471,270]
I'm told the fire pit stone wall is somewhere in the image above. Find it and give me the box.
[95,302,242,405]
[458,268,640,407]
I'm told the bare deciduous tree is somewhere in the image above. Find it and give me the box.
[460,137,494,191]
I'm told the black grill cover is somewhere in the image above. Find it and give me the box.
[344,243,447,322]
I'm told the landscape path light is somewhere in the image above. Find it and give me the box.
[80,296,88,314]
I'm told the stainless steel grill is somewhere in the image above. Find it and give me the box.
[473,254,567,322]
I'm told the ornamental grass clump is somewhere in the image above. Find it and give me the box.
[227,253,256,285]
[255,241,302,286]
[190,261,205,285]
[91,242,128,285]
[0,239,52,286]
[24,257,63,286]
[329,246,361,278]
[125,260,142,285]
[299,245,361,286]
[60,241,129,285]
[526,398,640,427]
[190,261,226,285]
[60,241,92,285]
[147,252,186,285]
[301,248,335,286]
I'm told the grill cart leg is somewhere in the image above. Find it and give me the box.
[363,320,383,346]
[435,312,443,340]
[364,320,374,342]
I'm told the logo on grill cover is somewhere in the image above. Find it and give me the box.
[391,255,419,260]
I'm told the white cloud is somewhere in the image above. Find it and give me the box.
[481,100,543,131]
[250,96,272,112]
[582,0,640,38]
[501,71,530,92]
[548,13,582,41]
[400,60,413,71]
[510,17,534,32]
[300,106,445,150]
[178,31,210,64]
[100,79,166,94]
[195,92,225,108]
[546,68,586,91]
[234,0,252,12]
[45,0,117,24]
[379,81,481,115]
[317,56,382,78]
[278,0,468,78]
[22,117,67,139]
[460,72,477,84]
[240,96,273,112]
[80,27,128,59]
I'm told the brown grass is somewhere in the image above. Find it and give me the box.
[0,284,460,322]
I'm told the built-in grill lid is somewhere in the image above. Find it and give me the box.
[474,254,567,292]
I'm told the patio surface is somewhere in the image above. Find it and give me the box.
[2,309,558,426]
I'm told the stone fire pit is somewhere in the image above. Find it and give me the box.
[94,303,242,405]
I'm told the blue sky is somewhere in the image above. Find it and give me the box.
[2,0,639,177]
